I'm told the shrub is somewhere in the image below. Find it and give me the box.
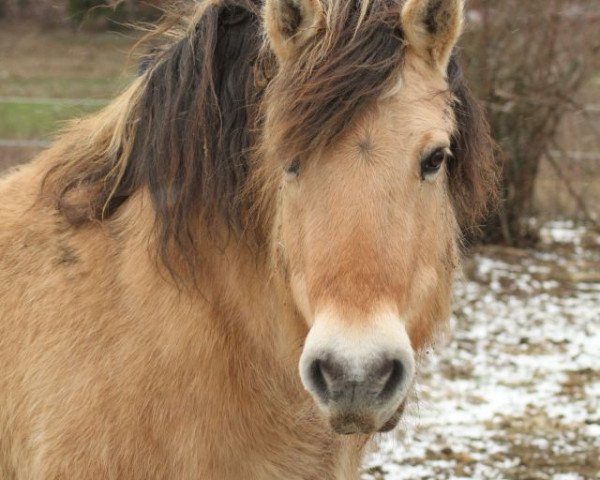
[461,0,600,244]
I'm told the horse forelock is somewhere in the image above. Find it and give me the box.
[41,0,498,280]
[261,0,405,164]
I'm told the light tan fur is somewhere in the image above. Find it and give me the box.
[0,1,469,478]
[401,0,464,73]
[264,0,324,60]
[0,159,369,479]
[272,51,458,352]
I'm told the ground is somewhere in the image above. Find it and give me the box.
[363,222,600,480]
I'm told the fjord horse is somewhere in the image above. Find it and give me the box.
[0,0,498,478]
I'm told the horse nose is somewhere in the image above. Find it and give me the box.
[307,355,405,408]
[299,311,415,434]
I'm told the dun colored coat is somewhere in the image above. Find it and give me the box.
[0,0,498,478]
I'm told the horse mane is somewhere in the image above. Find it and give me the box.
[447,55,500,232]
[43,0,266,274]
[41,0,498,277]
[447,54,502,232]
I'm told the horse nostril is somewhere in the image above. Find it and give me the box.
[309,357,345,402]
[377,359,404,401]
[303,355,409,408]
[310,359,329,400]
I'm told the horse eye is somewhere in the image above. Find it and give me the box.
[285,159,300,179]
[420,148,448,180]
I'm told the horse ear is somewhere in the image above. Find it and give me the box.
[401,0,464,73]
[264,0,323,60]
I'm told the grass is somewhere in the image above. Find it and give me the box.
[0,22,138,144]
[0,76,130,101]
[0,101,104,141]
[0,23,139,168]
[0,23,138,99]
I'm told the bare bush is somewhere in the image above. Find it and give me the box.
[461,0,600,245]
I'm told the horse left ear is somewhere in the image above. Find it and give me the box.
[401,0,464,73]
[264,0,323,61]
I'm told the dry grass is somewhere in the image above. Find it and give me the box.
[0,145,41,171]
[0,22,138,99]
[0,22,138,171]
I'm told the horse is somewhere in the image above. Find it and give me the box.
[0,0,498,478]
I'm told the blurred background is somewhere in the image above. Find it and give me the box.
[0,1,599,479]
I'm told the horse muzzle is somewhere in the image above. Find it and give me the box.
[299,309,415,435]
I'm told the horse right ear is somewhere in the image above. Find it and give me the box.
[264,0,323,61]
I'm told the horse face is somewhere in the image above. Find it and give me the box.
[265,0,464,434]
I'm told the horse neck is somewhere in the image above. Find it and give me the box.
[117,191,305,374]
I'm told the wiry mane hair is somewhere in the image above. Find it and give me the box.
[42,0,498,274]
[44,0,266,271]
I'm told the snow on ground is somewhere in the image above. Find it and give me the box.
[363,222,600,480]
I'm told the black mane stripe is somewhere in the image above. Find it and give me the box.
[109,1,263,257]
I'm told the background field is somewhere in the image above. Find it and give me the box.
[0,24,137,169]
[0,14,599,480]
